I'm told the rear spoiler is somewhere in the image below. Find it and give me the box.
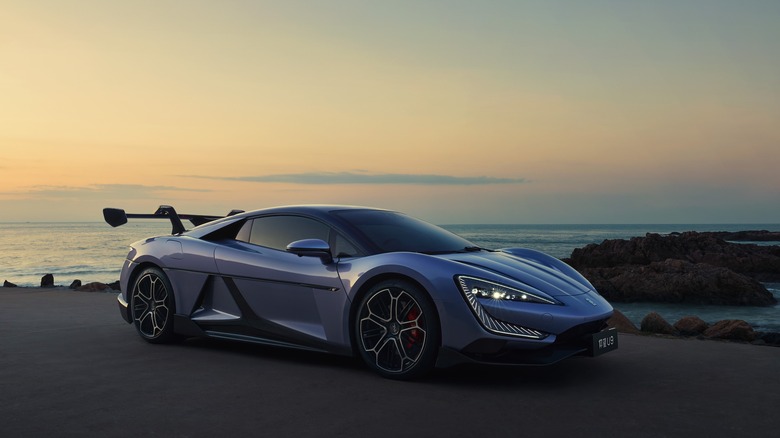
[103,205,245,234]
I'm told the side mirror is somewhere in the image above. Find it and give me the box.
[286,239,333,264]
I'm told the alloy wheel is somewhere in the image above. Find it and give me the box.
[358,287,428,374]
[132,270,171,340]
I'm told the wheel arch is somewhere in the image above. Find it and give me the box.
[124,260,171,315]
[126,262,180,343]
[127,261,165,291]
[347,273,442,357]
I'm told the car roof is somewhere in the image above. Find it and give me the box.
[184,204,391,238]
[238,204,392,220]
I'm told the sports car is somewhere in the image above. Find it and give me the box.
[103,205,617,379]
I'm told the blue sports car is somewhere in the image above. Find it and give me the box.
[104,205,616,379]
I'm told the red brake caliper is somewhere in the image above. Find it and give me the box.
[405,306,421,349]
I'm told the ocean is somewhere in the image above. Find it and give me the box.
[1,222,779,331]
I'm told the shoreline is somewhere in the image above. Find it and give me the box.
[2,282,120,293]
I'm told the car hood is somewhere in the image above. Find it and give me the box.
[437,250,593,297]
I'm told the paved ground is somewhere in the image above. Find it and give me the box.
[1,288,778,437]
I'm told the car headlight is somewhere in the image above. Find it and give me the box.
[455,276,553,339]
[456,276,558,305]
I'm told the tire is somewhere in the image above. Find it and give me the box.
[355,280,440,380]
[130,267,177,344]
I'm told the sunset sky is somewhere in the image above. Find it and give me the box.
[2,0,779,224]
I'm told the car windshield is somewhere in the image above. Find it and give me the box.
[335,209,477,254]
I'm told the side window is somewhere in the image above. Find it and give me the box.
[235,220,252,242]
[332,233,359,257]
[247,216,330,251]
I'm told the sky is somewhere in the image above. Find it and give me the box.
[1,0,779,224]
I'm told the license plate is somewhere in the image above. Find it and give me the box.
[590,328,618,356]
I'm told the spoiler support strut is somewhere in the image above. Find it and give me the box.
[103,205,244,235]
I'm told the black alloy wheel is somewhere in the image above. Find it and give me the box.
[356,280,439,380]
[131,267,177,344]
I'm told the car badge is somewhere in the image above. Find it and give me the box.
[585,297,597,306]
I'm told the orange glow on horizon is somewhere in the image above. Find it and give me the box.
[2,1,779,223]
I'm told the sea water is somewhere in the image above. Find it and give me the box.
[0,222,171,288]
[1,221,778,331]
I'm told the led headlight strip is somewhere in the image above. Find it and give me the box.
[456,276,551,340]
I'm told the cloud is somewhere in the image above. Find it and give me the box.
[94,184,209,194]
[186,171,528,185]
[0,184,209,199]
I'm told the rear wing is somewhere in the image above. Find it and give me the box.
[103,205,244,234]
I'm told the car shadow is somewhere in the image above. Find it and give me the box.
[172,336,614,387]
[177,336,365,371]
[427,356,614,387]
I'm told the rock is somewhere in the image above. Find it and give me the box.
[607,309,640,334]
[69,280,82,289]
[77,282,110,292]
[713,230,780,242]
[756,332,780,346]
[3,280,17,288]
[703,320,756,342]
[674,316,709,336]
[107,281,121,291]
[566,231,780,281]
[41,274,55,288]
[641,312,676,335]
[579,259,776,306]
[565,231,780,305]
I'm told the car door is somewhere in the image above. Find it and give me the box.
[213,215,348,351]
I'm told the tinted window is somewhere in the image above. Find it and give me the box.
[332,233,359,258]
[335,210,474,254]
[247,216,330,251]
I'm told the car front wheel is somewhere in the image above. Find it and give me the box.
[356,280,439,380]
[131,267,177,344]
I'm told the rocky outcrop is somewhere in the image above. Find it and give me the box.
[703,320,756,342]
[577,259,775,306]
[641,312,676,335]
[607,309,640,334]
[566,231,780,281]
[41,274,55,288]
[566,231,779,305]
[712,230,780,242]
[673,316,709,336]
[77,282,112,292]
[1,278,120,291]
[757,332,780,345]
[632,313,775,346]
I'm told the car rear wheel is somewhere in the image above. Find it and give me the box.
[131,267,177,344]
[356,280,439,380]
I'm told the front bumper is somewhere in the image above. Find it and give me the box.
[435,325,617,368]
[117,293,132,323]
